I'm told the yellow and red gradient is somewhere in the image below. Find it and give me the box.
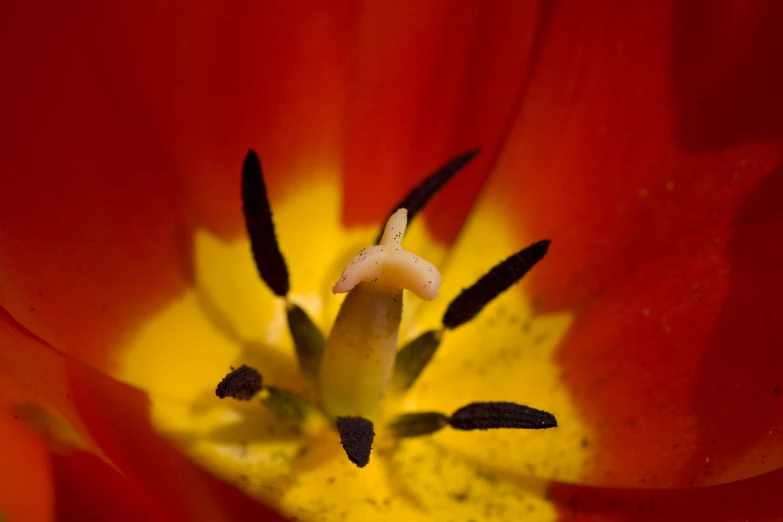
[484,1,783,491]
[0,2,781,522]
[0,402,52,522]
[0,305,287,522]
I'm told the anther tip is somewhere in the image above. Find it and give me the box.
[215,365,263,401]
[449,401,558,431]
[336,416,374,468]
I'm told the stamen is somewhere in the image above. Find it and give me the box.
[215,365,263,400]
[387,412,449,438]
[374,148,480,244]
[442,240,551,330]
[260,386,314,422]
[449,402,557,431]
[215,364,314,423]
[286,301,325,382]
[389,329,443,394]
[336,416,375,468]
[386,402,557,440]
[241,149,290,297]
[389,241,551,393]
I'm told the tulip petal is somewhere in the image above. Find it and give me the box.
[1,1,361,376]
[0,307,95,447]
[74,1,541,248]
[0,2,190,371]
[68,361,288,522]
[487,0,783,312]
[0,406,53,522]
[341,1,549,245]
[427,0,783,489]
[51,451,173,522]
[549,467,783,522]
[73,0,360,239]
[4,0,512,381]
[554,170,783,488]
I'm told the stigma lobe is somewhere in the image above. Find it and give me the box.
[332,209,442,300]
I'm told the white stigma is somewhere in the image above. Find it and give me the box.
[332,208,441,300]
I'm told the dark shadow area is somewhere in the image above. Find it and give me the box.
[687,166,783,481]
[673,0,783,151]
[51,450,172,522]
[550,466,783,521]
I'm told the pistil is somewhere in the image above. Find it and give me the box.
[319,209,442,419]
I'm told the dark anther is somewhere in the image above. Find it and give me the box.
[374,148,480,244]
[215,364,263,401]
[387,412,449,438]
[336,416,375,468]
[241,149,290,297]
[390,330,442,394]
[286,302,325,382]
[449,401,557,431]
[442,240,551,329]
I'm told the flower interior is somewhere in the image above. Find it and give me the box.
[218,149,558,468]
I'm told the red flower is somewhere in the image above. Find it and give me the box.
[1,1,781,521]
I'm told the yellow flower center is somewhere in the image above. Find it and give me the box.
[117,151,592,521]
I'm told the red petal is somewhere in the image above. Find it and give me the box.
[0,2,190,369]
[0,406,53,522]
[0,306,94,445]
[342,1,548,243]
[51,451,174,522]
[71,1,533,245]
[557,171,783,487]
[486,1,783,311]
[74,1,361,239]
[550,467,783,522]
[67,361,287,522]
[471,0,783,487]
[0,1,359,370]
[2,1,545,372]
